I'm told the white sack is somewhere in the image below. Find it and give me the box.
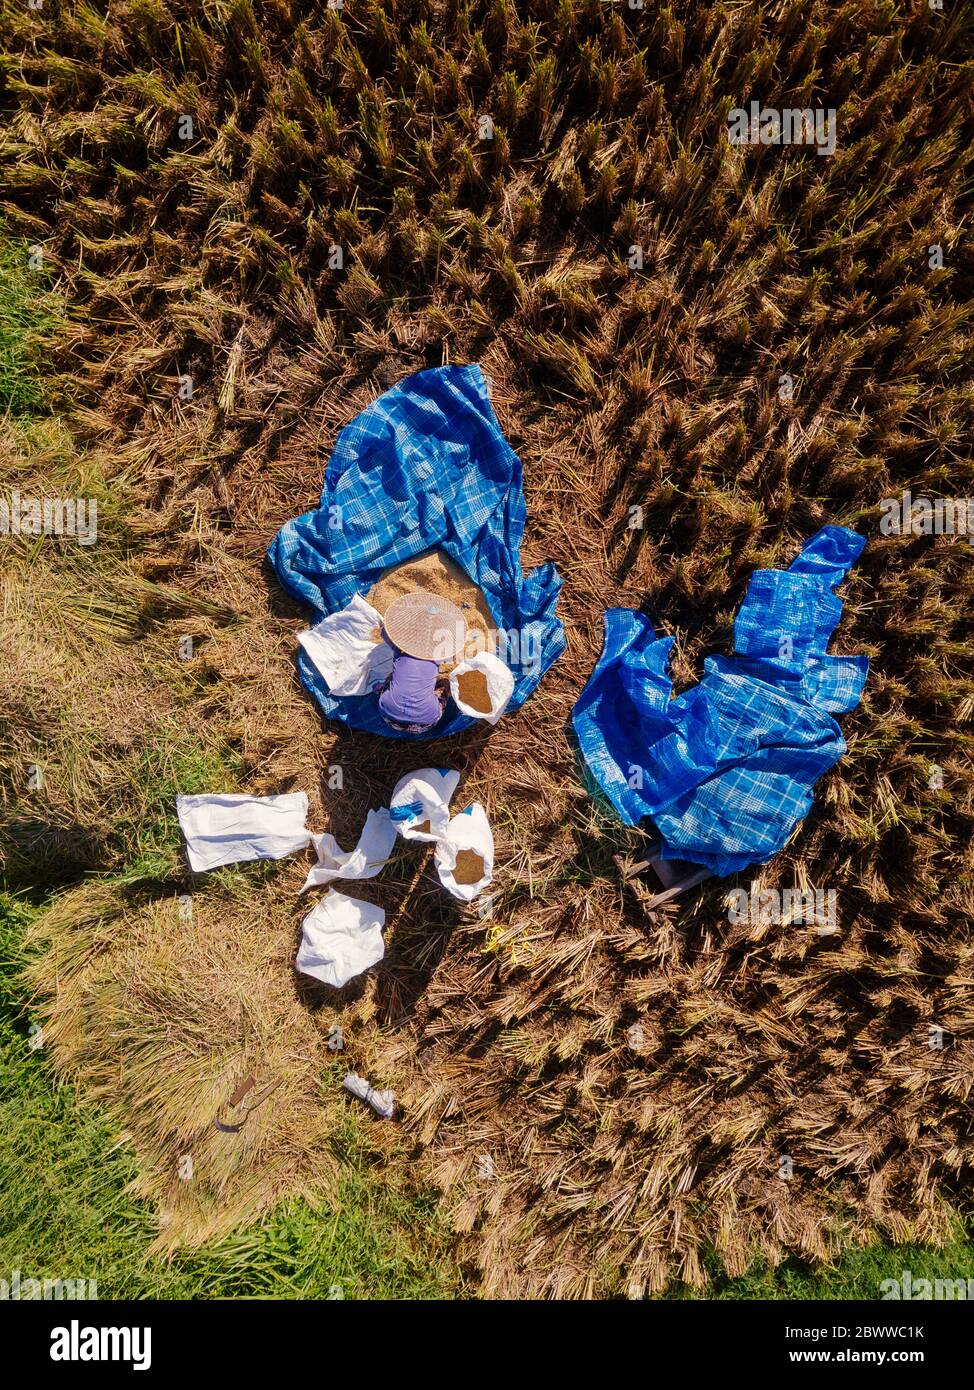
[176,792,311,873]
[434,802,494,902]
[295,890,386,988]
[449,650,515,725]
[297,593,394,697]
[300,807,397,894]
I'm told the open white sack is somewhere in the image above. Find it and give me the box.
[434,802,494,902]
[388,767,461,842]
[448,650,515,725]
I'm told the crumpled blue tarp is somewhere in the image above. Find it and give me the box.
[571,526,868,876]
[268,364,564,738]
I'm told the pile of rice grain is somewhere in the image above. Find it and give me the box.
[366,549,495,674]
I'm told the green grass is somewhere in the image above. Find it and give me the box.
[0,232,60,417]
[670,1231,974,1301]
[109,736,246,882]
[0,892,460,1300]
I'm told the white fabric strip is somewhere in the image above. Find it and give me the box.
[300,808,398,894]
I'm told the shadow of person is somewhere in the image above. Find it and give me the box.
[1,816,111,896]
[287,708,496,1026]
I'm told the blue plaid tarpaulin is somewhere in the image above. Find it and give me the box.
[572,526,868,876]
[268,364,565,738]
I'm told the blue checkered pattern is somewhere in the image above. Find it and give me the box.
[268,365,564,739]
[572,527,868,876]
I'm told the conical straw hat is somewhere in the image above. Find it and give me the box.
[382,589,467,662]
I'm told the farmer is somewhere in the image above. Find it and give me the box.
[377,590,467,735]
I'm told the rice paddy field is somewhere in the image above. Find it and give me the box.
[1,0,973,1301]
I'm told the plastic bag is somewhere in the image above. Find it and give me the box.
[343,1073,395,1118]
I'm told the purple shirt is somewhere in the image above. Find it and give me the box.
[379,654,443,729]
